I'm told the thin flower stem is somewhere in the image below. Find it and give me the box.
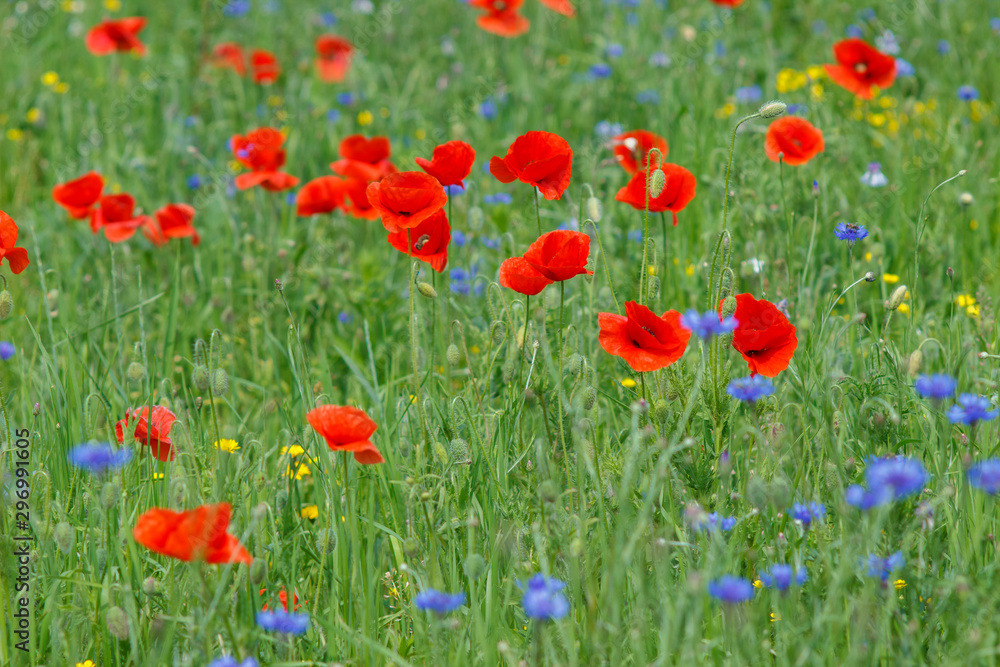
[557,281,571,489]
[341,450,352,625]
[407,229,431,452]
[800,194,820,297]
[534,187,542,236]
[583,219,621,316]
[779,156,792,289]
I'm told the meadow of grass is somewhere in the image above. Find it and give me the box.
[1,0,999,665]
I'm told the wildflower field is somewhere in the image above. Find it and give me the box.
[2,0,1000,664]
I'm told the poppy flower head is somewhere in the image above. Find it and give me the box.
[251,49,281,84]
[612,130,668,175]
[710,0,745,6]
[342,178,381,219]
[614,164,696,225]
[824,38,896,100]
[469,0,530,38]
[232,128,299,192]
[115,405,178,461]
[386,209,450,272]
[764,117,825,166]
[90,193,149,243]
[306,405,382,464]
[144,204,199,247]
[296,176,348,217]
[538,0,575,16]
[0,210,30,275]
[499,257,553,296]
[211,42,246,75]
[331,135,396,182]
[85,17,147,56]
[133,503,252,564]
[315,35,354,83]
[521,229,593,281]
[598,302,691,372]
[489,131,573,200]
[52,171,105,219]
[725,293,798,377]
[365,171,448,233]
[414,140,476,188]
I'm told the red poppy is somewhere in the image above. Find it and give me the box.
[250,49,280,85]
[90,194,149,243]
[296,176,347,216]
[231,127,299,192]
[724,293,798,377]
[133,503,252,565]
[52,171,104,220]
[469,0,530,37]
[764,117,825,166]
[342,178,380,220]
[330,135,396,183]
[143,204,200,247]
[612,130,668,175]
[415,141,476,188]
[490,131,573,200]
[614,164,696,225]
[498,257,552,296]
[85,17,147,56]
[386,209,450,272]
[521,229,592,281]
[260,588,301,611]
[315,35,354,83]
[824,38,896,100]
[116,405,178,462]
[211,42,246,76]
[538,0,575,16]
[365,171,448,233]
[306,405,383,464]
[0,211,30,275]
[598,301,690,372]
[710,0,745,6]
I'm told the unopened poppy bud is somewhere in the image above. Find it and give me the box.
[251,502,268,523]
[192,365,210,392]
[908,349,923,377]
[647,276,660,299]
[316,528,337,553]
[583,386,597,410]
[126,361,146,383]
[501,357,516,384]
[465,553,486,580]
[849,312,867,326]
[586,196,603,222]
[250,559,267,585]
[720,268,734,299]
[95,546,107,571]
[864,271,876,282]
[769,477,791,510]
[106,606,129,640]
[417,282,437,299]
[449,437,469,461]
[538,480,559,504]
[53,522,74,554]
[467,206,484,230]
[432,441,449,465]
[0,290,12,319]
[446,343,460,366]
[648,168,666,198]
[721,295,738,319]
[143,576,158,596]
[888,285,908,311]
[403,537,421,559]
[651,398,668,424]
[569,537,585,558]
[491,322,505,345]
[759,100,787,118]
[101,481,118,510]
[211,368,229,395]
[844,456,856,475]
[276,489,289,512]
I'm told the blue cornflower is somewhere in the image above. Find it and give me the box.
[67,443,132,474]
[319,11,337,26]
[735,85,763,103]
[895,58,915,77]
[285,192,296,206]
[336,92,356,106]
[451,230,466,247]
[992,17,1000,33]
[681,310,738,340]
[789,502,825,528]
[519,574,569,620]
[207,657,258,667]
[326,109,341,122]
[186,174,202,190]
[588,63,613,79]
[184,115,198,127]
[696,512,736,532]
[605,43,623,58]
[0,342,14,360]
[223,0,251,17]
[967,459,1000,495]
[845,25,864,38]
[812,20,827,34]
[627,229,642,242]
[449,267,472,295]
[479,98,498,120]
[726,376,775,403]
[648,52,671,67]
[914,374,956,400]
[860,162,888,187]
[636,90,659,105]
[875,30,899,55]
[481,237,501,249]
[707,576,754,604]
[415,589,466,614]
[338,311,353,325]
[866,552,904,581]
[937,40,950,55]
[947,394,998,425]
[846,457,928,510]
[857,7,875,21]
[444,183,465,196]
[834,222,868,245]
[594,120,624,139]
[957,85,980,101]
[758,564,807,592]
[484,193,512,205]
[255,610,309,635]
[786,103,807,115]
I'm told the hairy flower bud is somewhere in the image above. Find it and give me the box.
[53,522,74,554]
[432,441,449,465]
[417,282,437,299]
[126,361,146,383]
[0,290,13,320]
[192,365,210,392]
[759,100,787,118]
[582,386,597,411]
[106,606,129,640]
[721,295,738,319]
[467,206,484,230]
[908,349,923,377]
[446,343,461,366]
[250,559,268,584]
[648,168,666,198]
[888,285,908,311]
[586,196,602,222]
[464,553,486,580]
[651,398,668,424]
[211,368,229,395]
[100,482,118,510]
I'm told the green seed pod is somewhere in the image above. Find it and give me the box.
[449,438,470,462]
[95,547,107,572]
[582,386,597,411]
[651,398,669,424]
[585,196,602,223]
[720,268,735,300]
[100,482,118,510]
[467,206,485,230]
[276,489,289,512]
[53,522,74,555]
[758,100,787,118]
[648,168,666,198]
[403,537,421,560]
[250,559,268,585]
[126,361,146,383]
[316,528,338,554]
[721,295,738,319]
[211,368,230,395]
[888,285,908,311]
[464,553,486,580]
[538,480,559,505]
[0,290,13,320]
[432,441,449,465]
[491,321,505,345]
[501,357,516,384]
[192,365,210,392]
[417,282,437,299]
[446,343,461,366]
[143,576,158,596]
[106,606,129,640]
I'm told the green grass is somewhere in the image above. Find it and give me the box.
[1,0,999,665]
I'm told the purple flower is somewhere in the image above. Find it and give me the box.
[860,162,888,187]
[937,39,950,55]
[845,24,864,38]
[186,174,202,190]
[605,43,623,58]
[735,85,763,103]
[834,222,868,246]
[222,0,251,18]
[726,376,775,403]
[519,574,569,620]
[415,589,466,614]
[947,394,998,425]
[846,457,928,509]
[866,552,904,581]
[958,85,980,102]
[588,63,613,79]
[483,193,512,205]
[336,92,356,106]
[914,374,957,400]
[0,342,14,361]
[255,610,309,635]
[67,443,132,474]
[789,502,825,528]
[681,310,738,340]
[758,564,807,592]
[478,98,498,120]
[595,120,624,139]
[693,512,736,532]
[895,58,915,77]
[451,230,466,247]
[707,576,754,603]
[967,459,1000,495]
[208,657,258,667]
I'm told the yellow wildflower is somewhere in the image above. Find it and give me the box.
[26,108,41,123]
[894,579,907,590]
[883,273,900,284]
[76,661,97,667]
[415,128,427,141]
[287,463,311,479]
[898,303,910,316]
[282,444,306,457]
[42,71,60,86]
[685,264,695,277]
[267,95,283,107]
[966,305,980,317]
[810,84,824,101]
[806,65,826,80]
[55,82,70,94]
[469,345,480,354]
[714,103,735,119]
[868,113,887,128]
[956,295,976,308]
[358,110,374,126]
[214,439,240,453]
[557,54,570,66]
[300,505,319,520]
[6,129,23,141]
[647,265,656,276]
[153,472,164,480]
[620,378,637,389]
[776,69,807,93]
[104,0,121,9]
[969,219,978,231]
[753,579,763,589]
